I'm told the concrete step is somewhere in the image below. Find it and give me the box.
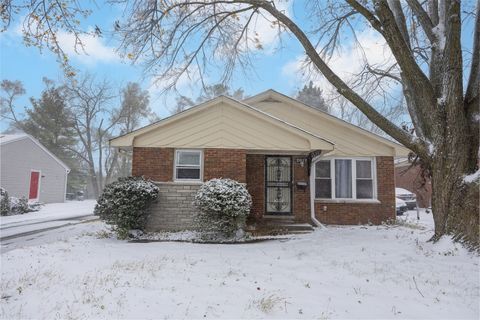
[281,223,314,232]
[248,219,314,235]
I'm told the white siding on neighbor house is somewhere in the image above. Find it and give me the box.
[0,138,68,203]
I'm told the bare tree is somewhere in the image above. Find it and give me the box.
[65,74,120,198]
[4,1,479,248]
[0,79,26,128]
[107,82,157,181]
[332,95,408,137]
[1,0,96,77]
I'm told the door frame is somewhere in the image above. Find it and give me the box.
[29,169,42,202]
[264,155,293,215]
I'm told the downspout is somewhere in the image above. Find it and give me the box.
[309,153,326,228]
[64,168,71,203]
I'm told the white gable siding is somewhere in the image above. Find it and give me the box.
[130,99,333,151]
[250,100,397,156]
[0,139,68,203]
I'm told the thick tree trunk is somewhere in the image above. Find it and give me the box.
[430,143,479,249]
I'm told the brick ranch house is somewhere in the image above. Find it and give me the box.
[110,90,409,231]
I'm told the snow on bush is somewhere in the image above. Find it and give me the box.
[94,177,159,239]
[0,188,10,216]
[194,178,252,241]
[10,197,43,214]
[0,187,42,216]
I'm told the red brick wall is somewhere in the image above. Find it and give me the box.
[314,156,396,225]
[246,154,264,219]
[132,147,174,181]
[293,156,310,222]
[132,148,396,225]
[395,164,432,208]
[132,147,247,183]
[203,148,246,182]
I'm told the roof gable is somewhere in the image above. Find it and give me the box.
[111,96,334,152]
[0,134,70,171]
[244,90,410,156]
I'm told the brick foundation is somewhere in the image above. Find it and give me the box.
[314,156,396,225]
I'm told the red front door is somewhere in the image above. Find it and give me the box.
[29,171,40,200]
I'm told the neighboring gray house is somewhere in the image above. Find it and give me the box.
[0,134,70,203]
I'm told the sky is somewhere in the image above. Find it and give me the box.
[0,1,476,128]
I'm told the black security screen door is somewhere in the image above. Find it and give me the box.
[265,156,292,214]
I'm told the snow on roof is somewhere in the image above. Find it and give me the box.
[0,134,29,145]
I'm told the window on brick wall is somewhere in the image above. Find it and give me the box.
[314,157,376,200]
[315,160,331,198]
[174,149,202,181]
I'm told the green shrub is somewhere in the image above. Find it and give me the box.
[193,178,252,241]
[94,177,159,239]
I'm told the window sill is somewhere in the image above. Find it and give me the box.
[314,199,381,204]
[156,180,203,185]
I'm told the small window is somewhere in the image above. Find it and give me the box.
[356,160,373,199]
[175,150,202,181]
[315,160,331,198]
[335,159,352,198]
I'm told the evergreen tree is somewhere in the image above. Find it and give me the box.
[296,81,328,113]
[21,79,85,192]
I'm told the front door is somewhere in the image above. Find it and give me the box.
[265,156,292,214]
[29,171,40,201]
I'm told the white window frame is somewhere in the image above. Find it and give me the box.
[174,149,203,182]
[313,157,377,201]
[314,160,332,199]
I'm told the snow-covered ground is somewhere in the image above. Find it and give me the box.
[1,200,97,253]
[1,209,478,319]
[0,200,96,226]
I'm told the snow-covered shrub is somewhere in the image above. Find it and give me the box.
[194,178,252,241]
[1,188,42,216]
[94,176,159,239]
[10,197,42,214]
[0,188,10,216]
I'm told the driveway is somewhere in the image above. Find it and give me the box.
[1,200,98,253]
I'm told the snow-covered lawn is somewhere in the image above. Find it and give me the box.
[1,210,478,319]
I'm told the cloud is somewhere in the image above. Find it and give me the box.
[282,30,397,95]
[56,31,121,65]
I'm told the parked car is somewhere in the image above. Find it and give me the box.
[395,187,417,210]
[396,197,408,215]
